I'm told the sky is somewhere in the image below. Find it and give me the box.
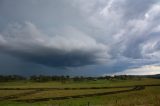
[0,0,160,76]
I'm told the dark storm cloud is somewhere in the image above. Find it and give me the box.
[2,46,106,67]
[0,22,109,67]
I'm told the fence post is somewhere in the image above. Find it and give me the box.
[116,99,118,104]
[87,102,90,106]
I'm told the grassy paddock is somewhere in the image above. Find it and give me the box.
[1,78,160,88]
[0,78,160,106]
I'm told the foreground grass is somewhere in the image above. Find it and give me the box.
[1,87,160,106]
[0,78,160,106]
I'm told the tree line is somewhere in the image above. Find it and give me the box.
[0,75,143,82]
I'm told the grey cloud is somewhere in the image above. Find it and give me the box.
[0,0,82,28]
[111,2,160,59]
[122,0,157,19]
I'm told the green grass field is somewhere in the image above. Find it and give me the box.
[0,78,160,106]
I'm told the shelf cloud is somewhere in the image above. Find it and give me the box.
[0,22,109,67]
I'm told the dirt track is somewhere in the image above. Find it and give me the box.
[1,84,159,90]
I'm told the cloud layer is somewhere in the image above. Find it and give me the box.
[0,0,160,75]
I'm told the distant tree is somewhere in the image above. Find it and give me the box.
[0,75,26,82]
